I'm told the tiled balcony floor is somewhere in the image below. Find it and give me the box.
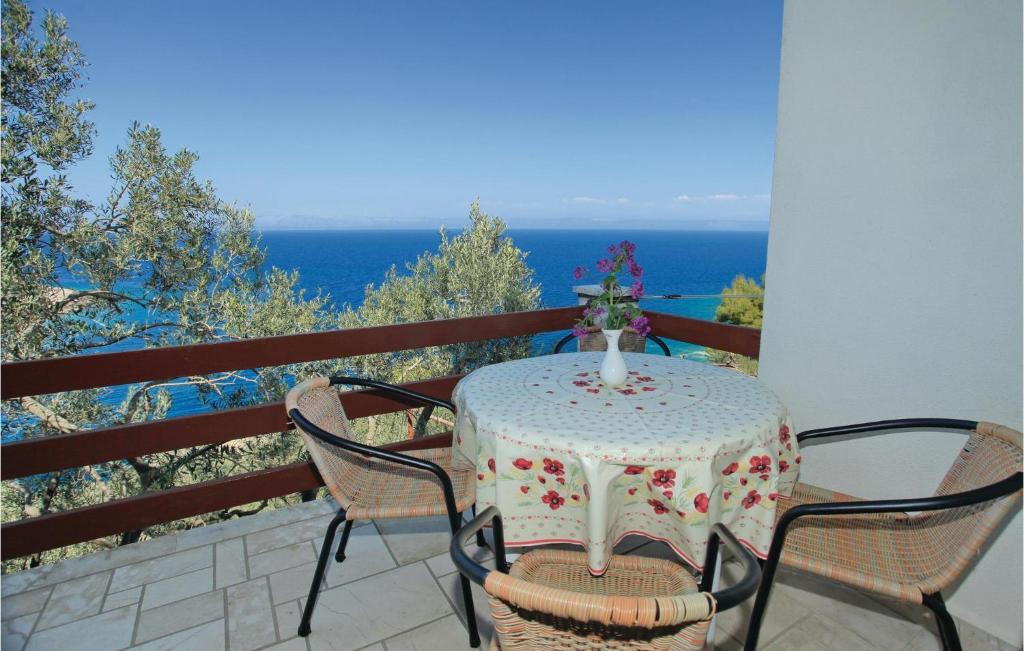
[1,498,1013,651]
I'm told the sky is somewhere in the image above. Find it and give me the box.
[30,0,783,229]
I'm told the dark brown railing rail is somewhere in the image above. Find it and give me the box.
[0,307,759,560]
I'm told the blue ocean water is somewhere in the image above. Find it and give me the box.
[27,230,765,424]
[261,229,768,356]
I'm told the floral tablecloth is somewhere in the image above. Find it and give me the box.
[452,352,800,574]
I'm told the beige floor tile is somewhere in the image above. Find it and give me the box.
[324,525,398,587]
[274,600,303,640]
[2,537,177,597]
[134,590,224,644]
[103,586,142,612]
[262,638,310,651]
[247,516,339,556]
[773,569,921,649]
[35,570,110,631]
[109,545,212,593]
[375,517,454,565]
[304,563,453,651]
[386,614,478,650]
[0,586,51,621]
[424,543,492,578]
[714,563,808,646]
[1,612,39,651]
[141,567,213,611]
[226,578,277,651]
[764,614,877,651]
[215,538,248,589]
[25,605,136,651]
[436,570,494,646]
[269,563,319,605]
[249,541,317,578]
[129,619,225,650]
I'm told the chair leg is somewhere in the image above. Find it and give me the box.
[335,520,353,563]
[298,510,347,637]
[451,511,481,648]
[471,505,486,548]
[744,547,783,650]
[923,593,962,651]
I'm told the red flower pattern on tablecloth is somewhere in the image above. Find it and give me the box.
[779,424,791,445]
[624,466,645,475]
[742,490,761,509]
[487,458,496,473]
[648,498,670,515]
[749,455,771,475]
[723,462,739,476]
[543,458,565,476]
[652,469,676,488]
[542,490,565,510]
[778,460,789,473]
[694,493,709,513]
[513,458,533,470]
[520,485,530,494]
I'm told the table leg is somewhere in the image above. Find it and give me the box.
[705,552,723,647]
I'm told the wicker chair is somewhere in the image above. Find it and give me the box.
[286,376,482,647]
[745,419,1023,651]
[452,506,761,650]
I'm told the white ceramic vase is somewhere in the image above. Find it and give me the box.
[599,328,628,386]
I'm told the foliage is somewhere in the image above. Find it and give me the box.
[339,202,541,441]
[706,274,764,375]
[570,241,650,335]
[1,2,539,571]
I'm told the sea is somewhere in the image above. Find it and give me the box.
[260,228,767,357]
[39,229,768,422]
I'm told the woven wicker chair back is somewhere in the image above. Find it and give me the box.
[906,421,1022,593]
[286,377,369,511]
[482,549,715,650]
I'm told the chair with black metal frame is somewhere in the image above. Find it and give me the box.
[552,331,672,356]
[452,505,762,650]
[286,376,483,647]
[745,419,1022,651]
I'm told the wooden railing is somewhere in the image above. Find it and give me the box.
[0,307,759,560]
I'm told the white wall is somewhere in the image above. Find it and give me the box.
[761,0,1022,643]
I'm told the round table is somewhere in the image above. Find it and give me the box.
[452,352,800,574]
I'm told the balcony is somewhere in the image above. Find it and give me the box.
[1,308,1014,650]
[6,495,1010,651]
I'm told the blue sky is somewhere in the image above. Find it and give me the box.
[33,0,783,229]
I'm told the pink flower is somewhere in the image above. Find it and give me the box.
[571,324,589,338]
[629,315,651,337]
[596,258,614,273]
[628,260,643,278]
[573,266,586,280]
[619,240,636,255]
[629,282,645,300]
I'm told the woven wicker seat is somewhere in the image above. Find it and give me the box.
[746,420,1022,651]
[453,507,762,651]
[287,376,482,647]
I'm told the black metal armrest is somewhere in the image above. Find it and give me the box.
[452,505,508,586]
[797,418,978,443]
[699,523,762,611]
[329,375,456,414]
